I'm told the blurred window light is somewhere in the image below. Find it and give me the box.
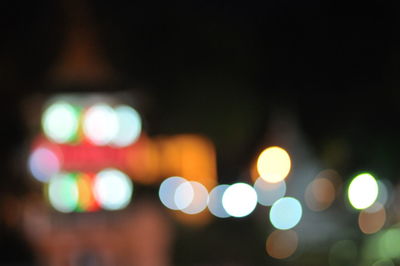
[179,181,209,215]
[48,172,79,213]
[83,104,119,146]
[174,180,194,210]
[208,185,230,218]
[159,176,187,210]
[222,183,257,218]
[329,240,358,266]
[93,168,133,210]
[266,230,298,259]
[348,173,378,210]
[305,178,335,211]
[112,105,142,147]
[42,101,79,143]
[269,197,302,230]
[358,203,386,234]
[254,178,286,206]
[257,146,291,183]
[28,147,61,182]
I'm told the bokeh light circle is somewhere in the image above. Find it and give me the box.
[266,230,298,259]
[358,203,386,234]
[180,181,209,215]
[254,178,286,206]
[270,197,302,230]
[42,101,79,143]
[379,228,400,259]
[112,105,142,147]
[48,173,79,213]
[208,185,230,218]
[28,147,60,182]
[83,104,119,146]
[348,173,378,210]
[222,183,257,218]
[159,176,187,210]
[257,146,291,183]
[174,181,194,210]
[305,177,336,211]
[93,168,133,210]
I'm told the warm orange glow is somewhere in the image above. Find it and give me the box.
[358,203,386,234]
[126,136,161,184]
[156,135,217,189]
[157,137,182,177]
[266,230,298,259]
[250,157,259,182]
[316,169,342,195]
[177,135,217,189]
[305,178,336,211]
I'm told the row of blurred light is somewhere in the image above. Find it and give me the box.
[159,176,302,228]
[159,146,302,231]
[42,101,142,146]
[47,168,133,212]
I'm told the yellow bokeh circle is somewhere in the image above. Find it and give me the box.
[257,146,291,183]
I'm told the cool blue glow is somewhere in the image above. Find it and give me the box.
[112,105,142,147]
[270,197,302,230]
[28,147,60,182]
[174,181,194,210]
[179,181,209,215]
[159,176,187,210]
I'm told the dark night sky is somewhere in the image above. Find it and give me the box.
[1,0,400,263]
[2,0,399,178]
